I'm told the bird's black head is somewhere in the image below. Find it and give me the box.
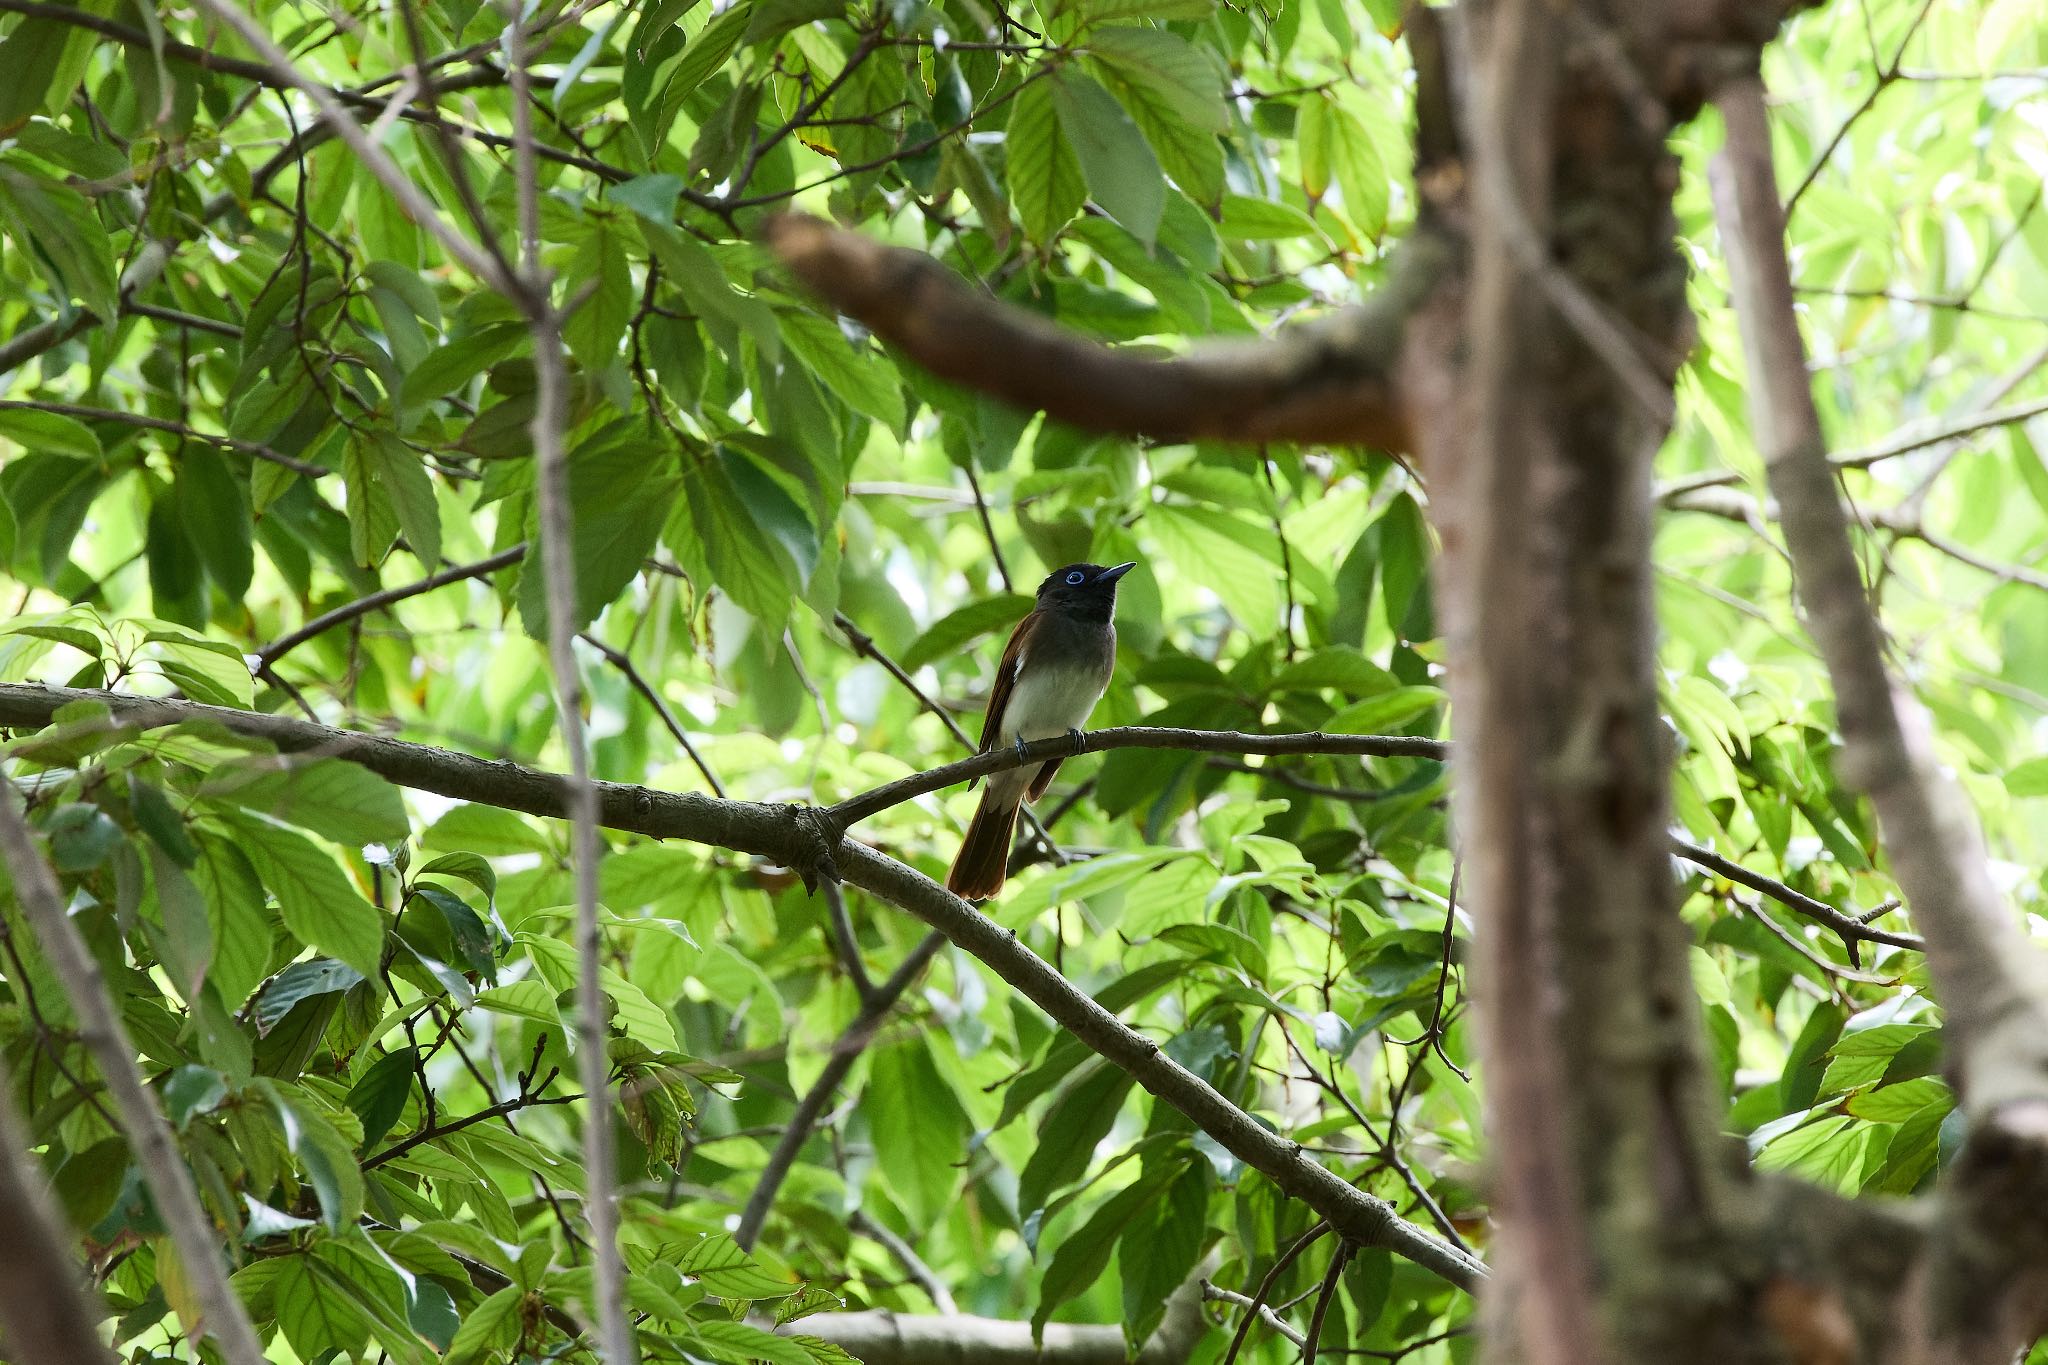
[1035,561,1136,623]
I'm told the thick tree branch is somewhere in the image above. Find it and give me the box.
[1712,73,2048,1356]
[0,793,267,1364]
[0,683,1485,1292]
[765,213,1452,448]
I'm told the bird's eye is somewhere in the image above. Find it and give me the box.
[1065,570,1086,585]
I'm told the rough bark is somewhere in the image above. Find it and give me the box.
[1405,4,1747,1362]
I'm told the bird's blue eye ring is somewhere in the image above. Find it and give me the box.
[1065,570,1086,585]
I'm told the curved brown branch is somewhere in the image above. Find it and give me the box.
[765,213,1451,448]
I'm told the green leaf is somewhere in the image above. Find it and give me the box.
[1017,1059,1135,1213]
[1120,1162,1207,1343]
[348,1048,418,1149]
[667,3,754,106]
[344,431,442,569]
[519,933,679,1050]
[231,817,386,981]
[2007,755,2048,797]
[0,406,101,459]
[252,959,365,1035]
[400,323,527,416]
[684,452,800,626]
[261,1082,367,1231]
[670,1233,797,1298]
[778,312,904,430]
[1033,1170,1166,1333]
[1217,193,1321,240]
[198,756,409,848]
[516,425,681,636]
[0,166,117,319]
[866,1037,968,1226]
[44,802,120,871]
[444,1284,521,1365]
[901,593,1035,672]
[1051,68,1163,247]
[562,217,635,373]
[1007,75,1086,245]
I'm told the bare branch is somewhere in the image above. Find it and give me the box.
[256,545,529,668]
[830,727,1446,828]
[497,0,631,1355]
[1713,72,2048,1353]
[0,793,267,1365]
[766,213,1450,449]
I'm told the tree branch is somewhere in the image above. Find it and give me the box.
[1712,72,2048,1353]
[830,728,1447,828]
[765,213,1452,449]
[733,932,945,1251]
[255,545,529,668]
[0,683,1485,1292]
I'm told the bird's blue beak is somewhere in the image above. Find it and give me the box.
[1094,562,1137,586]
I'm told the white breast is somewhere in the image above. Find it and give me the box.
[998,661,1108,747]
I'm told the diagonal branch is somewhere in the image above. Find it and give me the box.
[733,931,945,1251]
[1712,72,2048,1354]
[765,213,1452,449]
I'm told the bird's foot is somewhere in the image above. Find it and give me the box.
[1066,727,1086,753]
[1013,736,1030,763]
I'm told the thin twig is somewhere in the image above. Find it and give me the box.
[257,545,528,667]
[733,933,945,1249]
[577,632,727,798]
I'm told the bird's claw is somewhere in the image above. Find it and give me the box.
[1013,736,1030,762]
[1066,727,1086,752]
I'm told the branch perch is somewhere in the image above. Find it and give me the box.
[765,213,1450,449]
[0,683,1484,1293]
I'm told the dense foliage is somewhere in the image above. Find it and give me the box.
[0,0,2044,1360]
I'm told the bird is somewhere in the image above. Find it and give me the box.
[946,561,1136,901]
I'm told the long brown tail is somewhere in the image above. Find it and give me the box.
[947,790,1021,901]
